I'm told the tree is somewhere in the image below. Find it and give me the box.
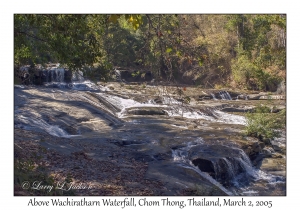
[14,14,107,69]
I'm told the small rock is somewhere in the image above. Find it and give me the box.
[108,85,114,90]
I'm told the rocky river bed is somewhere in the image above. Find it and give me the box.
[14,81,286,196]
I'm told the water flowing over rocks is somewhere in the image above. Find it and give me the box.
[14,80,286,196]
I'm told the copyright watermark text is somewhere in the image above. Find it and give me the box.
[21,181,93,193]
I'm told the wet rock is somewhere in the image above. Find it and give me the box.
[127,107,167,115]
[188,145,246,184]
[252,154,265,166]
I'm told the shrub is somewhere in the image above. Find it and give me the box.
[244,109,285,142]
[253,104,271,113]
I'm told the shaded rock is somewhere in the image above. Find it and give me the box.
[188,145,247,185]
[251,154,265,167]
[245,141,265,162]
[127,107,167,115]
[142,71,152,81]
[198,95,212,101]
[111,139,144,146]
[221,107,249,113]
[252,142,265,153]
[64,69,72,83]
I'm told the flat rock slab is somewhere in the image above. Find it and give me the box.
[126,107,167,115]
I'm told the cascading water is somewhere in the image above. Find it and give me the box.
[171,138,234,196]
[171,138,285,195]
[14,109,78,138]
[42,68,65,83]
[72,70,84,82]
[219,91,232,100]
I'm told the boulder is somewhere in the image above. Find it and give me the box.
[247,94,261,100]
[188,145,248,185]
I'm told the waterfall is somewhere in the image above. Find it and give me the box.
[42,68,65,83]
[219,91,232,100]
[72,70,84,82]
[171,139,279,195]
[171,139,234,196]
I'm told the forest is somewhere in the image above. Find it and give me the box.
[14,14,286,91]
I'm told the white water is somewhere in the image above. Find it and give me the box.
[171,138,234,196]
[42,80,246,125]
[171,138,284,196]
[93,91,246,124]
[219,91,232,100]
[96,93,166,118]
[44,80,107,91]
[14,109,79,138]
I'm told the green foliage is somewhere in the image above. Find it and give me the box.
[14,14,285,88]
[131,71,140,77]
[14,14,106,70]
[83,62,113,82]
[231,54,258,87]
[244,109,285,141]
[231,53,281,91]
[253,104,271,113]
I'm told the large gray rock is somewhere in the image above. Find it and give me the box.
[188,145,249,185]
[247,94,261,100]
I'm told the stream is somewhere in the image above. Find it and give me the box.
[14,79,286,196]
